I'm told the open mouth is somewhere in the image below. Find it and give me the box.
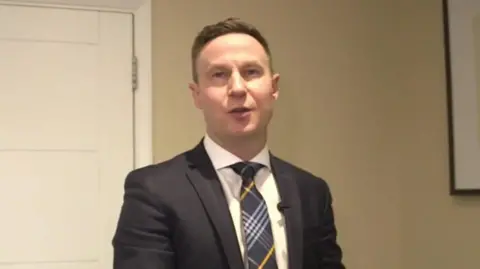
[229,107,252,113]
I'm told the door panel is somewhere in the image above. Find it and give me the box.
[0,152,100,262]
[0,5,98,43]
[1,42,97,150]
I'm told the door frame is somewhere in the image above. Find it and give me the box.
[0,0,153,168]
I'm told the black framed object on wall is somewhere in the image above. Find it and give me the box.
[443,0,480,195]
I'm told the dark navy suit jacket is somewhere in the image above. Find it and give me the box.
[112,140,345,269]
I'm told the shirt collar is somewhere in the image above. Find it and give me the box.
[203,133,271,171]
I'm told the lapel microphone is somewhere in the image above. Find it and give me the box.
[277,202,290,213]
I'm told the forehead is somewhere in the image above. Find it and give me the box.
[197,33,269,68]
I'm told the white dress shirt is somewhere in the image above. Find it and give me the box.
[203,134,288,269]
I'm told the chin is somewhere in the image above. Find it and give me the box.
[228,125,260,137]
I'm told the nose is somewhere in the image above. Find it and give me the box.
[228,71,247,96]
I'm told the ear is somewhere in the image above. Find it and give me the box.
[271,73,280,100]
[189,82,202,109]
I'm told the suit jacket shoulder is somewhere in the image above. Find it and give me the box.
[123,150,189,190]
[270,154,332,196]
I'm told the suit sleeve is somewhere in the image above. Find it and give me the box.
[112,170,175,269]
[318,181,346,268]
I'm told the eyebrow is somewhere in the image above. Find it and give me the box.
[207,60,263,71]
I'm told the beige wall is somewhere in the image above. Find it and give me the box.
[152,1,480,268]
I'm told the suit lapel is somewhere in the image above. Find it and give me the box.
[185,140,244,269]
[270,155,303,269]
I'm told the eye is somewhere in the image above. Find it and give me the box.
[212,71,228,79]
[244,68,261,77]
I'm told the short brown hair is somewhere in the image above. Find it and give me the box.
[190,17,273,82]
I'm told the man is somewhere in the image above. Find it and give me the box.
[112,17,345,269]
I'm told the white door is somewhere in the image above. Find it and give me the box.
[0,4,134,269]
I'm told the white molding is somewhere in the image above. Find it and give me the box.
[0,0,145,11]
[132,0,153,168]
[0,0,153,168]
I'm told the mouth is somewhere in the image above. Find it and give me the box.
[229,107,252,114]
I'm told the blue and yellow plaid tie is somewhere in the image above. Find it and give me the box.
[230,162,278,269]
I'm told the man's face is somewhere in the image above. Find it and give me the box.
[189,33,279,139]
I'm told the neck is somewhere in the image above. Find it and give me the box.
[207,130,267,161]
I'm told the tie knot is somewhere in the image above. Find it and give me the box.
[230,162,264,182]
